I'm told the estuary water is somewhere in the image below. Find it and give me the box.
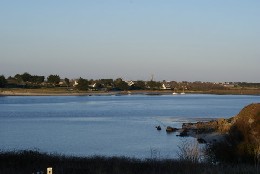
[0,94,260,158]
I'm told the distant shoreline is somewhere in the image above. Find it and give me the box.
[1,88,260,96]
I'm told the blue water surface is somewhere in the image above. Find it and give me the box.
[0,94,259,158]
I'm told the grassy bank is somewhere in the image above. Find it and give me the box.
[1,88,260,96]
[0,88,115,96]
[201,89,260,95]
[0,150,257,174]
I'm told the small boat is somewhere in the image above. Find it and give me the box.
[172,88,178,95]
[155,125,161,130]
[180,87,185,95]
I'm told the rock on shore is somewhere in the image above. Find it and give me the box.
[180,103,260,144]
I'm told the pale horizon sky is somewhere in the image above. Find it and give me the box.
[1,0,259,82]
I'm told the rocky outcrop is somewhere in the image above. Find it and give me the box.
[180,103,260,145]
[228,103,260,156]
[233,103,260,136]
[166,126,178,133]
[182,117,236,134]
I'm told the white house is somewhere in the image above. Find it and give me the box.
[73,80,78,87]
[125,80,135,87]
[89,83,96,88]
[161,81,172,90]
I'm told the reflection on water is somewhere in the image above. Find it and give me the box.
[0,94,260,158]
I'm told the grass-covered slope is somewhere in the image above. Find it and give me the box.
[0,150,257,174]
[228,103,260,160]
[206,103,260,163]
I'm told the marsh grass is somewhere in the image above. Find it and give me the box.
[0,150,258,174]
[177,139,204,163]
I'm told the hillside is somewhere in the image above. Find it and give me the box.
[181,103,260,162]
[228,103,260,160]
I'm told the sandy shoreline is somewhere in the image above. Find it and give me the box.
[1,88,260,96]
[0,89,174,96]
[0,91,116,96]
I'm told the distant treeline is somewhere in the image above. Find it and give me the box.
[236,82,260,88]
[0,72,259,91]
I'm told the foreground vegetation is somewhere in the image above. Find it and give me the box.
[0,150,258,174]
[206,103,260,164]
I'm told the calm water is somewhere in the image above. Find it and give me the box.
[0,94,260,158]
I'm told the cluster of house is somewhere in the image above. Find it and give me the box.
[60,79,178,90]
[6,75,237,90]
[57,79,238,90]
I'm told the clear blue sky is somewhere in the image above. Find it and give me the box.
[1,0,259,82]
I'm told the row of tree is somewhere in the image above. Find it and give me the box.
[2,72,258,91]
[0,72,166,90]
[0,73,61,88]
[0,75,7,88]
[76,78,148,91]
[13,72,62,85]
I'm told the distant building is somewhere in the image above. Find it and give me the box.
[125,80,135,87]
[89,83,96,88]
[73,80,78,87]
[222,82,235,88]
[161,81,172,90]
[223,84,235,88]
[58,79,66,86]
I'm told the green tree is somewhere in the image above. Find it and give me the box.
[77,77,89,90]
[31,75,45,84]
[14,73,44,84]
[130,80,146,90]
[47,74,60,85]
[0,75,7,88]
[100,79,114,89]
[21,72,32,82]
[64,78,70,87]
[14,74,23,82]
[114,78,129,91]
[146,80,161,90]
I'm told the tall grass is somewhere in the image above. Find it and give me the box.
[0,150,258,174]
[177,139,204,163]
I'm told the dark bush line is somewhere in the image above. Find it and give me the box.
[0,150,258,174]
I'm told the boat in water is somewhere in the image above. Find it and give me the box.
[155,125,161,130]
[172,88,178,95]
[180,87,185,95]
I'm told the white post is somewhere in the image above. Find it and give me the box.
[47,167,52,174]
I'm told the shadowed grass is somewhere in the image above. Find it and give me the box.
[0,150,258,174]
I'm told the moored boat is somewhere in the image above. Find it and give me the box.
[155,125,161,130]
